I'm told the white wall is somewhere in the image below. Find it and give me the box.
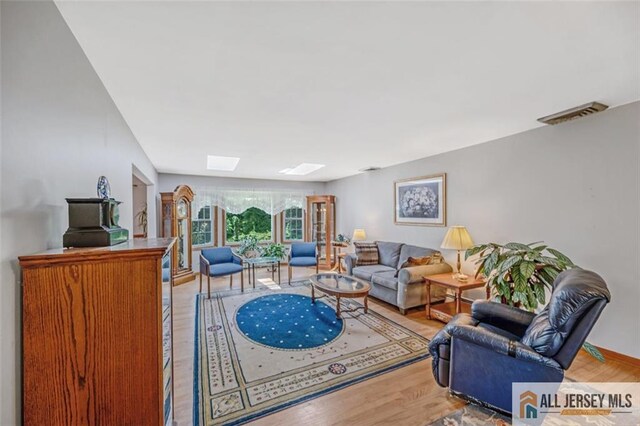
[0,1,158,423]
[327,101,640,358]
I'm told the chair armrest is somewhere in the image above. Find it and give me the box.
[399,263,453,285]
[199,254,210,274]
[344,253,357,275]
[448,322,562,370]
[471,300,535,338]
[232,253,243,265]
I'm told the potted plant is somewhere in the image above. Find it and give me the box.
[260,243,287,260]
[135,205,148,237]
[466,241,604,361]
[236,235,260,258]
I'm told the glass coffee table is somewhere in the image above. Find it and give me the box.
[309,273,371,319]
[244,256,281,287]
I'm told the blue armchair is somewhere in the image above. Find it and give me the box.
[428,269,610,413]
[199,247,244,297]
[288,242,319,284]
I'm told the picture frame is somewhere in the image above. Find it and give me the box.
[394,173,446,226]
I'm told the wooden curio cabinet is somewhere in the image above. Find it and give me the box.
[161,185,196,285]
[306,195,336,269]
[20,238,176,426]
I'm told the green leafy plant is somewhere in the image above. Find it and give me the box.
[261,243,287,260]
[466,241,604,362]
[466,241,575,311]
[236,235,260,258]
[335,234,351,243]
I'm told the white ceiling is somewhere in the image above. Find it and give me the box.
[55,1,640,182]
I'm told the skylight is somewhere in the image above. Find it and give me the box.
[207,155,240,171]
[278,163,325,176]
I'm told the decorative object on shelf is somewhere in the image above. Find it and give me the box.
[335,233,351,244]
[306,195,336,269]
[440,226,474,280]
[351,228,367,242]
[62,194,128,247]
[96,175,111,199]
[135,204,148,237]
[260,242,287,260]
[161,185,196,285]
[394,173,446,226]
[236,235,261,258]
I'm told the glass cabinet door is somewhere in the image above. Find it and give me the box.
[177,218,188,270]
[311,202,327,261]
[161,251,173,426]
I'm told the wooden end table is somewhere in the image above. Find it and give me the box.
[424,273,488,322]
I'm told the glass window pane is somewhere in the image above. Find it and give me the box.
[226,207,272,243]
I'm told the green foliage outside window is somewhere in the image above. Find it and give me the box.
[284,207,304,241]
[226,207,272,242]
[192,206,212,246]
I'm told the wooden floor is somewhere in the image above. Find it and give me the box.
[172,267,640,426]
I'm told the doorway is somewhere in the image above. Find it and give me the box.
[132,174,148,238]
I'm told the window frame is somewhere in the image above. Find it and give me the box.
[280,207,305,243]
[222,208,276,246]
[191,205,218,248]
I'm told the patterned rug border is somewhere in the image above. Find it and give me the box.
[193,279,433,426]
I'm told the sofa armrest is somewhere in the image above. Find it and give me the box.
[448,322,562,371]
[344,253,357,275]
[398,263,453,285]
[471,300,535,338]
[199,254,210,275]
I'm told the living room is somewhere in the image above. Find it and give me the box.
[2,1,639,425]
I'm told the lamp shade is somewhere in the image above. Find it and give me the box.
[441,226,474,250]
[352,229,367,241]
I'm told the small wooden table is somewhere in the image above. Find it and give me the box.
[424,273,488,322]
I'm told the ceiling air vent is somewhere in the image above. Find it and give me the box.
[537,102,608,125]
[359,166,381,172]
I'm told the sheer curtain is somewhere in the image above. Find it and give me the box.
[193,188,308,215]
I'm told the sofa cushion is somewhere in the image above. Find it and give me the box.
[375,241,403,268]
[352,264,395,281]
[371,271,399,290]
[354,242,379,266]
[289,256,317,267]
[397,244,439,269]
[209,262,243,277]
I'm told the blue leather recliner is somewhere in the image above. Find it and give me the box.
[199,247,244,297]
[428,269,610,413]
[288,242,319,284]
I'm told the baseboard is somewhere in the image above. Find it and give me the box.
[595,346,640,367]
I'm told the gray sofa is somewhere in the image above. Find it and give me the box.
[345,241,452,314]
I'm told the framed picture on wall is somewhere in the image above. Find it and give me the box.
[394,173,446,226]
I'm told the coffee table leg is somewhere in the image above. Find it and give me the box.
[252,264,256,289]
[271,264,275,280]
[311,285,315,303]
[364,295,368,314]
[336,295,341,319]
[278,261,281,284]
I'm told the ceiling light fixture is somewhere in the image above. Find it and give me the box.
[207,155,240,171]
[278,163,325,176]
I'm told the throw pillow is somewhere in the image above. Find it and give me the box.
[354,242,379,266]
[395,251,444,276]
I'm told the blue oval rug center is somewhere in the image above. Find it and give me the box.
[236,293,344,350]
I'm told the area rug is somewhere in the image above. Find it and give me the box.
[193,280,431,425]
[427,405,510,425]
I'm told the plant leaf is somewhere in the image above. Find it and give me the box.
[519,261,536,281]
[504,242,531,251]
[547,248,574,265]
[497,255,522,274]
[582,342,605,363]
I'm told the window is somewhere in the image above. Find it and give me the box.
[225,207,272,243]
[192,206,213,246]
[283,207,304,241]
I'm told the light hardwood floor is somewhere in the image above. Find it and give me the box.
[173,267,640,426]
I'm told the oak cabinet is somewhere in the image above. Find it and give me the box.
[19,238,176,426]
[306,195,336,269]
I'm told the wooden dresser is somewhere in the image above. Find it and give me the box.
[19,238,176,426]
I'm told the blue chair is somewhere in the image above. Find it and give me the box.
[288,242,318,284]
[199,247,244,297]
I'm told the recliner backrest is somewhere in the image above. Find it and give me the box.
[521,269,610,368]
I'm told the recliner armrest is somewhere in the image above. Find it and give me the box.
[471,300,535,338]
[448,322,562,371]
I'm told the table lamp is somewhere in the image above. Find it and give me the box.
[440,226,474,280]
[352,229,367,242]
